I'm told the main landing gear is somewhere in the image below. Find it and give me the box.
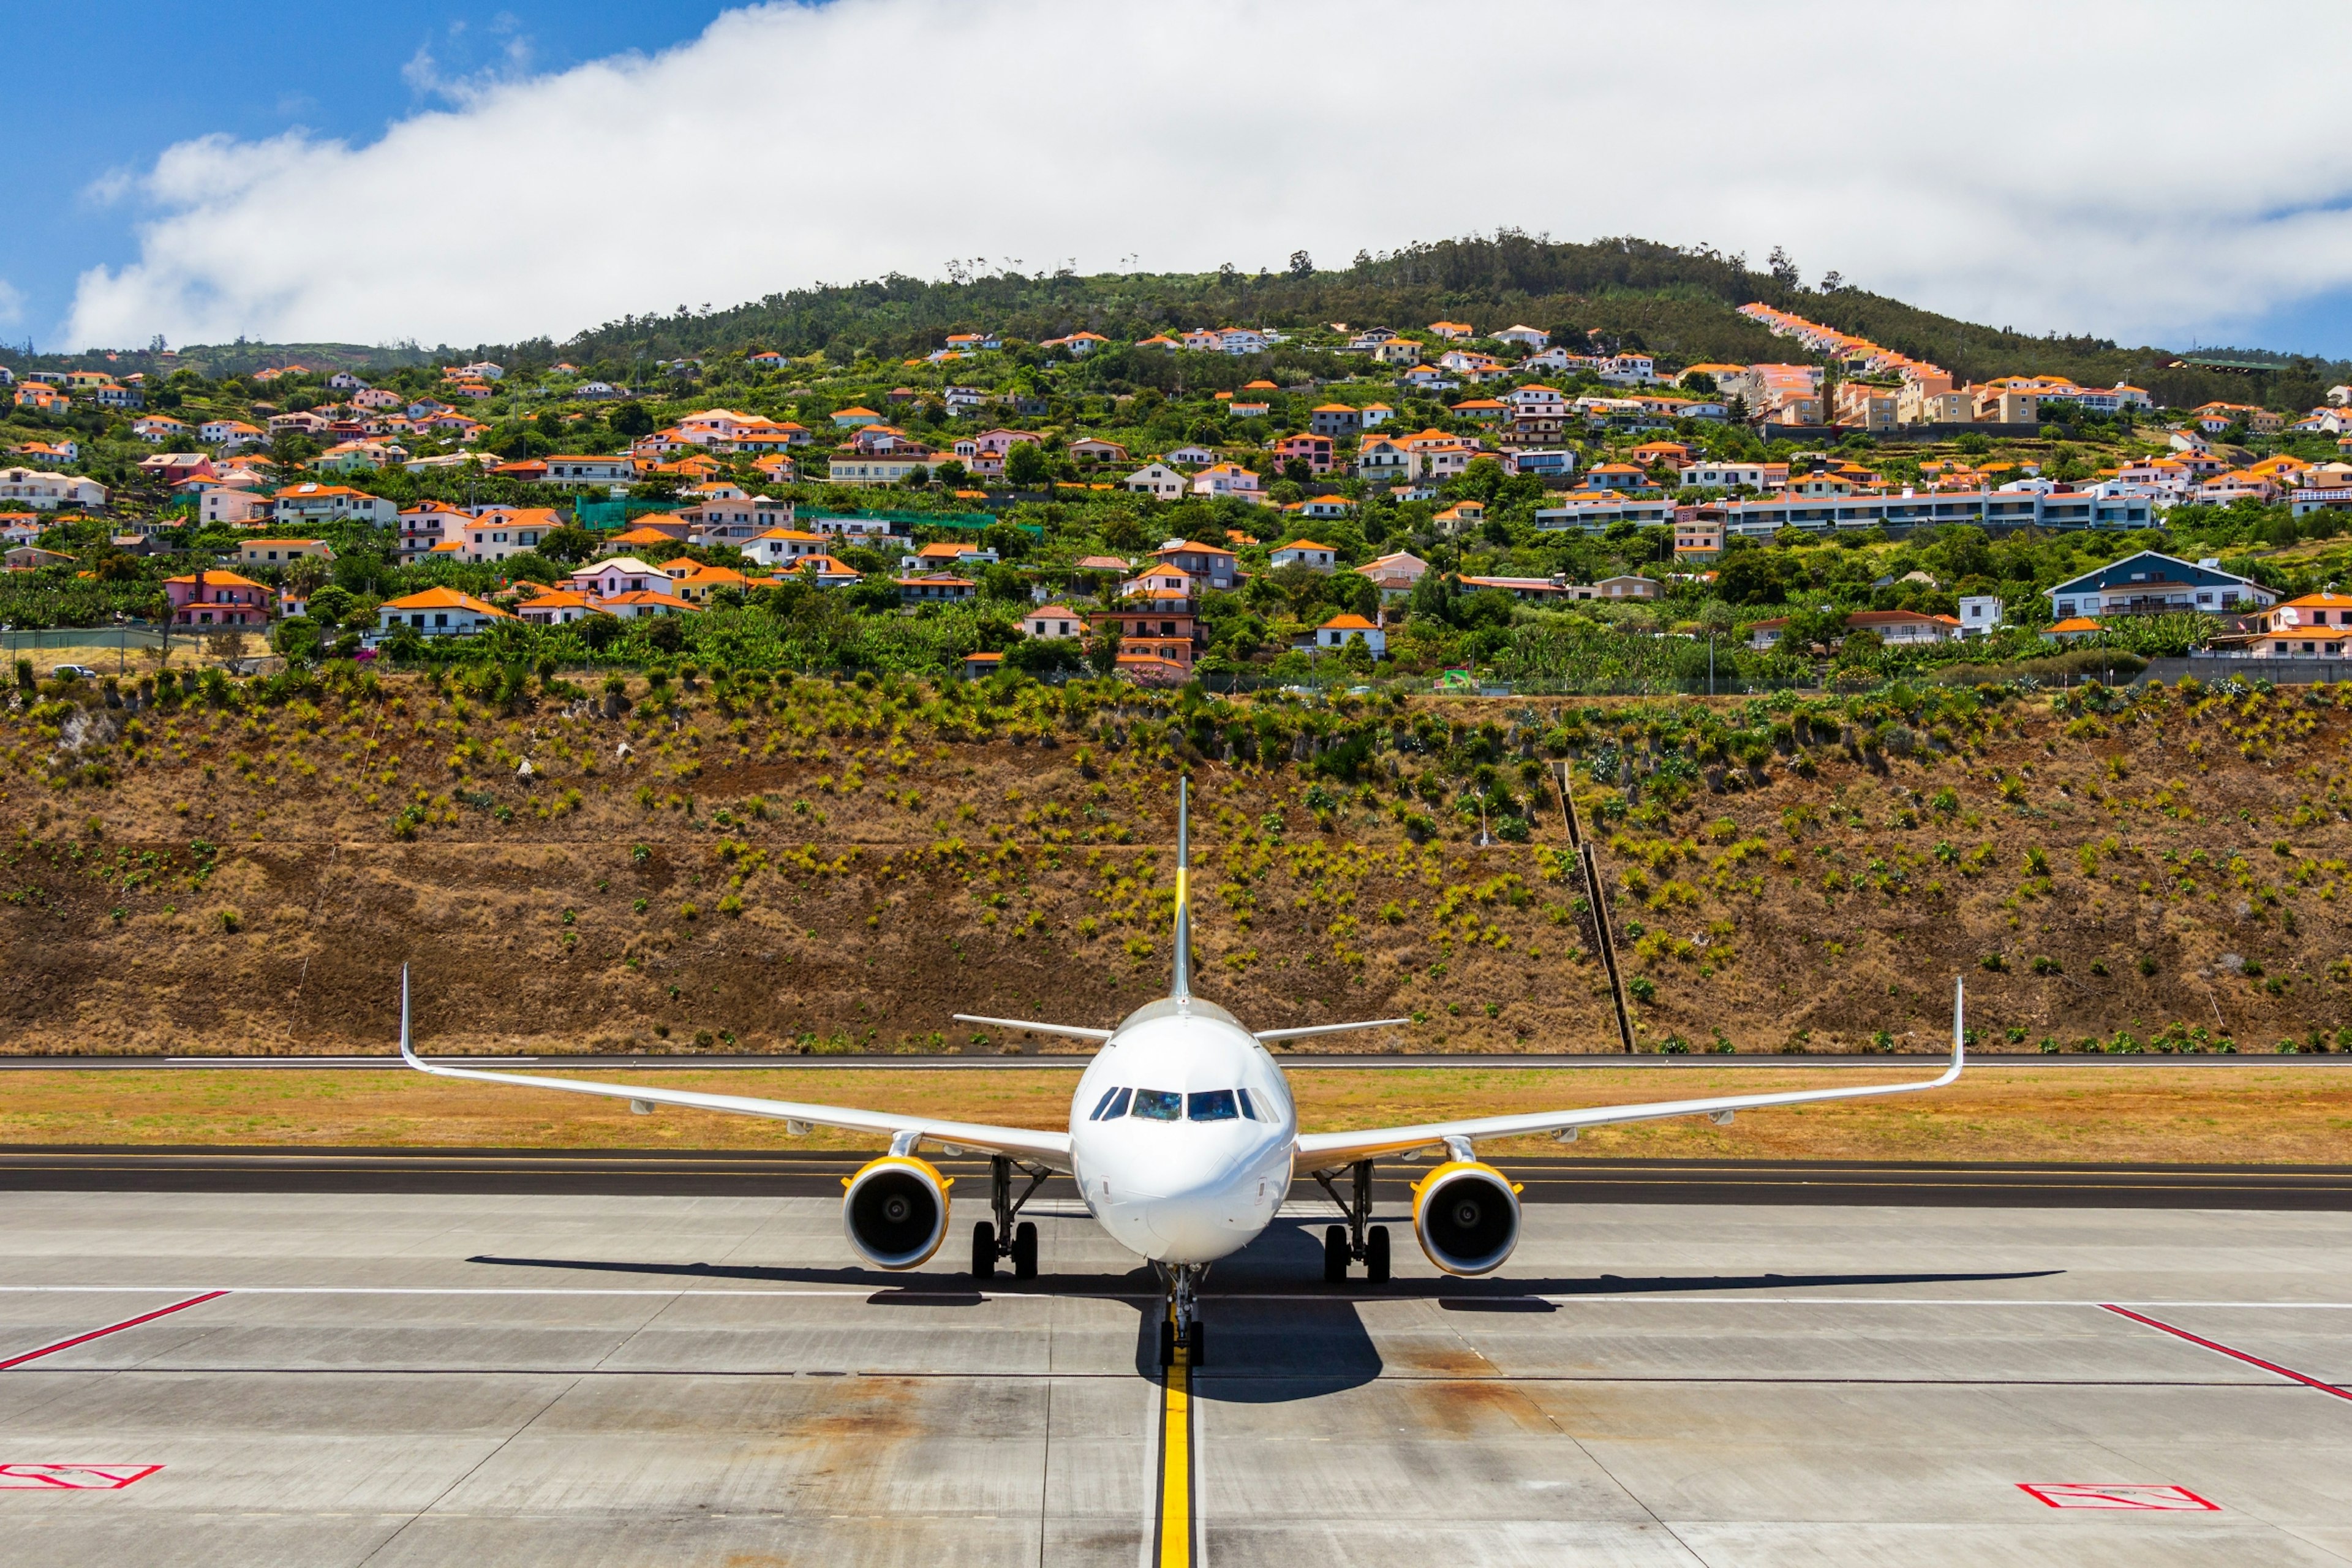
[1314,1159,1391,1285]
[1158,1262,1207,1369]
[971,1156,1047,1280]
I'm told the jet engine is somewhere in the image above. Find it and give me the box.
[1411,1160,1521,1276]
[842,1155,952,1270]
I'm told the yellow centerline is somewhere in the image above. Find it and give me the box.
[1157,1337,1194,1567]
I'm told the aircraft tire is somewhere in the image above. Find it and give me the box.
[1366,1224,1391,1283]
[1323,1224,1349,1283]
[1159,1319,1176,1368]
[1012,1221,1038,1278]
[971,1221,997,1279]
[1189,1321,1207,1368]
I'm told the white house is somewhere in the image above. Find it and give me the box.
[1958,595,2005,638]
[1023,604,1085,639]
[1356,551,1428,598]
[0,468,108,511]
[1270,539,1336,572]
[1125,462,1187,500]
[129,415,190,443]
[1599,353,1658,386]
[396,500,467,558]
[200,487,273,526]
[594,589,699,620]
[515,589,607,627]
[1493,325,1550,349]
[538,454,636,487]
[198,418,266,449]
[739,528,833,569]
[456,508,559,563]
[568,556,669,598]
[1311,614,1386,657]
[375,587,513,638]
[1191,462,1262,500]
[272,482,396,527]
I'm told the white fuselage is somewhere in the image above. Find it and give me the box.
[1065,997,1296,1264]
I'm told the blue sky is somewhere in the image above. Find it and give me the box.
[10,1,2352,361]
[1,3,730,350]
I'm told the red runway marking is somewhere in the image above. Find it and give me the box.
[2019,1482,2217,1510]
[0,1292,228,1370]
[2101,1303,2352,1403]
[0,1464,162,1490]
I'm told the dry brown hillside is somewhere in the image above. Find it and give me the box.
[0,666,2345,1057]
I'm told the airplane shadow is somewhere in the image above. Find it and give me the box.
[469,1215,2063,1406]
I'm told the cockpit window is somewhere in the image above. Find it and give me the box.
[1187,1090,1239,1121]
[1236,1087,1260,1121]
[1089,1086,1131,1121]
[1130,1089,1183,1121]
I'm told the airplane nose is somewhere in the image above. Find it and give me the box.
[1143,1183,1264,1262]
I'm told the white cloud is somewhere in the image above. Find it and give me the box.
[62,0,2352,354]
[402,13,538,107]
[0,278,23,326]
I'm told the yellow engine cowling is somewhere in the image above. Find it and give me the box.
[842,1155,952,1270]
[1411,1160,1522,1276]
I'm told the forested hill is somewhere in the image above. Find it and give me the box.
[15,233,2350,413]
[522,234,2350,413]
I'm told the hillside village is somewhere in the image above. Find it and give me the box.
[6,261,2352,692]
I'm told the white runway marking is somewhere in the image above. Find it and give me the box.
[4,1285,2352,1308]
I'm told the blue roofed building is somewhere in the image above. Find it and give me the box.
[2045,551,2275,621]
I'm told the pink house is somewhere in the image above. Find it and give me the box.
[164,570,271,628]
[969,428,1041,457]
[138,453,216,486]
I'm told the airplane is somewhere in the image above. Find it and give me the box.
[401,778,1967,1368]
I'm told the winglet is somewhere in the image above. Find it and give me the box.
[1170,775,1191,1002]
[1951,975,1966,1074]
[398,965,424,1069]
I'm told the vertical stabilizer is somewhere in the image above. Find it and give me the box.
[1171,777,1191,1001]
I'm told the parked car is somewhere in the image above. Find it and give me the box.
[52,665,99,681]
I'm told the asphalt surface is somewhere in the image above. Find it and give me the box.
[3,1147,2348,1208]
[1,1050,2341,1071]
[7,1191,2351,1566]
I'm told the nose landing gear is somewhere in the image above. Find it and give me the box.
[970,1156,1049,1280]
[1158,1262,1207,1368]
[1313,1159,1391,1284]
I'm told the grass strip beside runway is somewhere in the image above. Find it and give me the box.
[0,1065,2350,1163]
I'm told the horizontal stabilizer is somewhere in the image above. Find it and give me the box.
[1255,1018,1411,1044]
[951,1014,1114,1042]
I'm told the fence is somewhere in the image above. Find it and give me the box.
[2152,655,2352,686]
[0,625,273,674]
[804,510,1041,538]
[573,499,683,530]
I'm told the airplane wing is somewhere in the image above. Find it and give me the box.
[397,972,1072,1169]
[1295,981,1967,1170]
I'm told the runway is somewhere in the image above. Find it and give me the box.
[2,1146,2350,1208]
[3,1188,2350,1565]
